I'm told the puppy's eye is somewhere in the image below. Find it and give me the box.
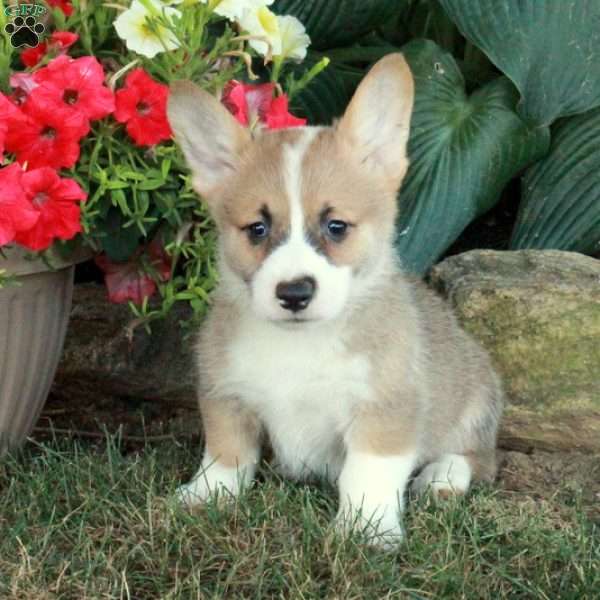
[325,219,349,241]
[244,221,270,243]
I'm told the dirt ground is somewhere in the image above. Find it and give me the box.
[40,392,600,523]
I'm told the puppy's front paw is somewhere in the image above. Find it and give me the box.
[176,458,254,507]
[334,502,405,550]
[176,479,210,507]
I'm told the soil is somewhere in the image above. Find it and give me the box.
[39,392,600,524]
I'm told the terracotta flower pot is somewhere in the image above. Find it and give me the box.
[0,246,86,454]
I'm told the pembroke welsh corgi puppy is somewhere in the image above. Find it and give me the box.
[167,53,504,547]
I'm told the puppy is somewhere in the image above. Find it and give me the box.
[167,53,503,547]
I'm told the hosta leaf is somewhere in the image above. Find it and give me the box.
[395,40,550,274]
[510,108,600,254]
[272,0,399,49]
[439,0,600,125]
[290,58,359,124]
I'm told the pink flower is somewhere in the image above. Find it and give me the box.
[33,55,115,122]
[14,167,87,251]
[114,69,172,146]
[221,80,306,129]
[222,81,275,127]
[0,163,39,247]
[95,240,171,304]
[10,72,39,97]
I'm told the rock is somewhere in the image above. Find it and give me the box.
[52,284,197,407]
[430,250,600,453]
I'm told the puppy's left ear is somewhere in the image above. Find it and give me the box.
[337,53,414,192]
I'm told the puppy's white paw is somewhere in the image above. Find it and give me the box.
[412,453,472,499]
[176,478,212,507]
[335,502,405,550]
[176,456,254,507]
[336,450,416,549]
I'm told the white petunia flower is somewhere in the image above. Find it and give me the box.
[238,5,281,56]
[198,0,273,22]
[277,14,310,60]
[114,0,181,59]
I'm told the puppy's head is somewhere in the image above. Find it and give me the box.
[168,53,414,324]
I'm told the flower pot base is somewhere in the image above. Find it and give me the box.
[0,266,74,455]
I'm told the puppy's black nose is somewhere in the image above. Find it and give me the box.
[276,277,316,312]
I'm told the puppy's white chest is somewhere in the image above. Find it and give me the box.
[225,320,372,479]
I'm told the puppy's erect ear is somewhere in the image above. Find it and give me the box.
[167,81,251,198]
[337,53,414,191]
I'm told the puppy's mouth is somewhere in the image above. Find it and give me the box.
[274,315,317,327]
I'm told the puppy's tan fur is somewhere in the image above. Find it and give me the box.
[168,54,503,547]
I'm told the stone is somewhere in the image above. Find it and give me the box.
[430,249,600,452]
[52,284,197,407]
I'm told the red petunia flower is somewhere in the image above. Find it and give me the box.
[221,80,306,130]
[14,167,86,251]
[0,163,39,247]
[0,93,23,161]
[114,69,172,146]
[46,0,74,16]
[95,240,171,304]
[5,93,88,169]
[33,55,115,122]
[222,81,275,127]
[265,95,307,129]
[95,254,157,304]
[21,31,78,68]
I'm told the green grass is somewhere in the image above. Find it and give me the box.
[0,435,598,599]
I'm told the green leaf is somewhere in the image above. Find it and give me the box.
[272,0,399,49]
[510,108,600,254]
[439,0,600,126]
[395,40,550,274]
[290,57,358,124]
[100,207,141,262]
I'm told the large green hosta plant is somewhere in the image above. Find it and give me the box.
[440,0,600,260]
[394,40,549,272]
[286,0,600,272]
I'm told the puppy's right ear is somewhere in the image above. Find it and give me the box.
[167,81,251,197]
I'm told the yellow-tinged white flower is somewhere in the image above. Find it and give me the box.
[198,0,273,22]
[277,14,310,61]
[238,5,281,56]
[114,0,181,59]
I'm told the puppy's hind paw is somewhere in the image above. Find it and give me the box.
[412,453,472,500]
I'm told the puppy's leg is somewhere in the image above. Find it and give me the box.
[336,412,418,548]
[413,377,502,500]
[178,398,261,506]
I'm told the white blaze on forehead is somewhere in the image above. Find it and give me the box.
[283,127,320,242]
[249,126,353,322]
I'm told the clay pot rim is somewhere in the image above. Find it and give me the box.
[1,242,93,276]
